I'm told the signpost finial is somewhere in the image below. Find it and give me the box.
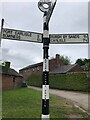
[38,0,52,13]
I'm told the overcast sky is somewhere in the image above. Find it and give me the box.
[0,0,90,72]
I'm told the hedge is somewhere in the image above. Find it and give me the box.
[27,73,89,92]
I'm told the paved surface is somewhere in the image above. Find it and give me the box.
[29,86,89,111]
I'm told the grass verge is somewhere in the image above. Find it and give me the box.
[2,88,89,119]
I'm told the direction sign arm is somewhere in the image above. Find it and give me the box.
[2,28,43,43]
[50,33,89,44]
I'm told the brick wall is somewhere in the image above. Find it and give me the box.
[20,65,43,80]
[2,74,22,90]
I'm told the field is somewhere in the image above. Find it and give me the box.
[2,88,89,119]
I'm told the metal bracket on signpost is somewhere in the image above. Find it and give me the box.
[38,0,57,119]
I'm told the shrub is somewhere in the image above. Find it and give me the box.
[27,73,89,92]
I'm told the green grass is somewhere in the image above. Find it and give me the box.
[2,88,89,119]
[27,73,89,92]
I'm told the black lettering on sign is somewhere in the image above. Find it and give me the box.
[83,34,88,38]
[3,33,20,40]
[37,34,41,41]
[69,35,79,38]
[3,34,7,38]
[23,32,32,37]
[83,39,88,42]
[55,39,59,42]
[63,35,67,39]
[58,38,65,42]
[57,35,62,38]
[15,31,20,36]
[3,29,12,35]
[15,31,32,37]
[51,38,66,43]
[51,34,62,38]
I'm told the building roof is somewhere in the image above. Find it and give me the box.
[20,60,79,74]
[50,64,78,74]
[0,65,22,77]
[19,54,63,71]
[20,62,43,71]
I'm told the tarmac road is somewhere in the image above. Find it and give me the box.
[29,86,89,112]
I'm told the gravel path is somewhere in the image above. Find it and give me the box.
[28,86,89,112]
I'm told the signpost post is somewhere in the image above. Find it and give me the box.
[38,0,57,119]
[0,1,89,120]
